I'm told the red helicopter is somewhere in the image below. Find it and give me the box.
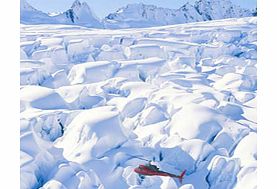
[134,163,186,183]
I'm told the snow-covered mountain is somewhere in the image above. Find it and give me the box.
[21,0,102,28]
[21,0,256,28]
[20,0,55,24]
[52,0,102,28]
[104,4,186,28]
[194,0,252,21]
[104,0,255,28]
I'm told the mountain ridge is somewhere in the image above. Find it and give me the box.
[104,0,255,28]
[21,0,257,28]
[21,0,102,27]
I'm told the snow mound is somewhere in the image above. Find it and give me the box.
[21,86,68,110]
[169,104,224,142]
[68,61,120,84]
[55,106,127,161]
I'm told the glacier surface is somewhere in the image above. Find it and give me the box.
[20,17,257,189]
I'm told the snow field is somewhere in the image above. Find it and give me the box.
[20,17,256,189]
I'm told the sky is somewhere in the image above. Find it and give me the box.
[27,0,257,19]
